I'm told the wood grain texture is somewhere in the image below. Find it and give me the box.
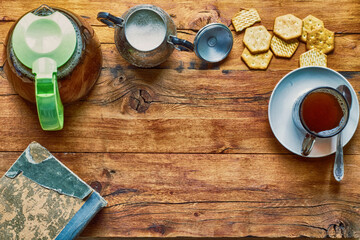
[1,0,360,32]
[1,0,360,238]
[0,69,359,154]
[2,152,360,238]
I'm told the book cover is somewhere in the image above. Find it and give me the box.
[0,142,107,239]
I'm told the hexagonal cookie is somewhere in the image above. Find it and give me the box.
[232,8,261,32]
[243,25,271,54]
[301,15,324,42]
[299,49,327,67]
[306,27,334,54]
[241,47,273,70]
[274,14,302,41]
[270,35,299,58]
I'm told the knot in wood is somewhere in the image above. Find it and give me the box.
[0,16,13,22]
[129,89,152,113]
[148,224,167,235]
[327,220,353,238]
[90,181,102,193]
[189,7,221,30]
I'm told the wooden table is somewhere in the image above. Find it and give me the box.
[1,0,360,238]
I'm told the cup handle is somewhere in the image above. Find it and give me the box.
[169,35,194,52]
[97,12,124,28]
[33,58,64,131]
[301,133,316,156]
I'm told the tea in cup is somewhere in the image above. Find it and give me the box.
[292,87,349,156]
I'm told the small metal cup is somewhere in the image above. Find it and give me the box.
[292,87,350,156]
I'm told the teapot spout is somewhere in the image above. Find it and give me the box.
[33,4,55,16]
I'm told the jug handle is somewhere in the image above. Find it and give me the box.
[33,58,64,131]
[97,12,124,28]
[169,36,194,52]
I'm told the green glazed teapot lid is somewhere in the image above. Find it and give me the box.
[12,10,76,70]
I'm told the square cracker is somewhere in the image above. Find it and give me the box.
[274,14,302,41]
[232,8,261,32]
[299,49,327,67]
[243,25,272,54]
[306,27,334,54]
[301,15,324,42]
[241,47,273,70]
[270,35,299,58]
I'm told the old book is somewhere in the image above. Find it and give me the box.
[0,142,107,239]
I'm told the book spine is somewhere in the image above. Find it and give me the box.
[55,191,107,240]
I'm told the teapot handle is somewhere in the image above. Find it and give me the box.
[169,36,194,52]
[33,58,64,131]
[97,12,124,28]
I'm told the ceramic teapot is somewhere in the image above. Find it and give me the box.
[3,5,102,130]
[98,4,233,67]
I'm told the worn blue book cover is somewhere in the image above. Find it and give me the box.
[0,142,107,239]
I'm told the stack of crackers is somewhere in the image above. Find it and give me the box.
[299,15,333,67]
[231,9,334,70]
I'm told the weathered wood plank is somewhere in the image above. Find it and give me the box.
[0,108,358,155]
[0,67,13,95]
[1,68,359,119]
[0,69,359,154]
[0,22,11,45]
[1,152,359,238]
[76,239,341,240]
[1,68,359,117]
[1,0,359,32]
[0,44,3,67]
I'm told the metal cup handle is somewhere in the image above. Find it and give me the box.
[169,36,194,52]
[301,133,316,156]
[97,12,124,28]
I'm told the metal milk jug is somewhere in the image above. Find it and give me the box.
[97,4,194,68]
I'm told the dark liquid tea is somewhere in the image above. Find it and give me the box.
[301,91,343,133]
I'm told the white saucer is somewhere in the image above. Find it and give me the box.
[268,67,359,158]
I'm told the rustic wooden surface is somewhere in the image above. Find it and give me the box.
[1,0,360,238]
